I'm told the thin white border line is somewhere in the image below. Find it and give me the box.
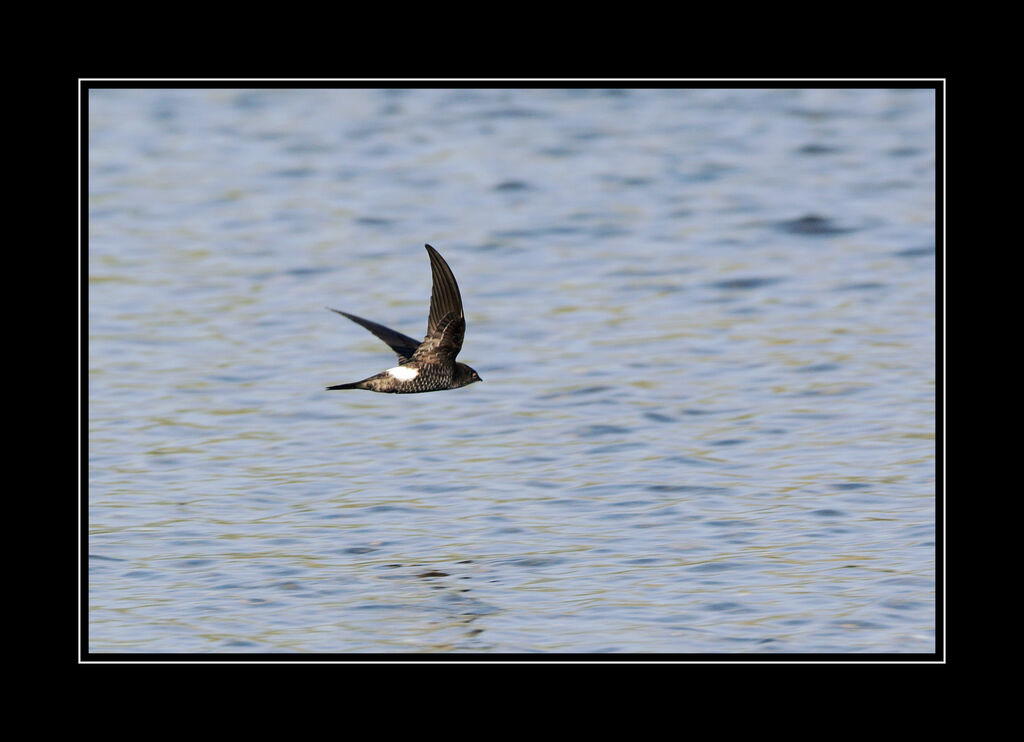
[79,78,948,83]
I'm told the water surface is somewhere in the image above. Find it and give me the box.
[88,88,936,654]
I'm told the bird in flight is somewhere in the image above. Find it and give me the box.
[326,244,482,393]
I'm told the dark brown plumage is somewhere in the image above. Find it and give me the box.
[326,245,482,393]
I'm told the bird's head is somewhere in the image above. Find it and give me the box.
[454,363,483,387]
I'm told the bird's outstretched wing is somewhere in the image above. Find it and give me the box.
[414,244,465,362]
[327,308,421,365]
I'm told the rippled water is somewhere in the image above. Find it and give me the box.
[87,88,937,655]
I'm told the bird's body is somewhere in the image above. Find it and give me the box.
[326,245,482,394]
[327,356,478,394]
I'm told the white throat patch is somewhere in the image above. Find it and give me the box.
[386,365,419,381]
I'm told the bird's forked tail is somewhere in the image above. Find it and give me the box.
[326,380,366,391]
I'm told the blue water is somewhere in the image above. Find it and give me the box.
[87,88,937,654]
